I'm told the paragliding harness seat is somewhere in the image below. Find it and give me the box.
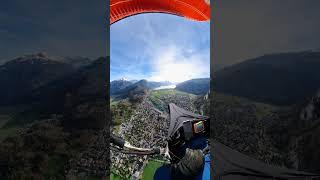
[166,103,210,163]
[153,103,211,180]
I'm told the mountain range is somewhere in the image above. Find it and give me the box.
[110,78,210,97]
[110,79,173,95]
[175,78,210,95]
[0,53,109,178]
[214,51,320,106]
[0,53,107,129]
[212,50,320,173]
[0,53,74,105]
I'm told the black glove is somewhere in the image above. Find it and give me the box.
[172,148,205,178]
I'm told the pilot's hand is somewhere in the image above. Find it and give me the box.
[176,148,204,177]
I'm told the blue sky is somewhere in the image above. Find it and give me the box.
[110,13,210,83]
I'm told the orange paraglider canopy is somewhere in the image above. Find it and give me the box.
[110,0,210,24]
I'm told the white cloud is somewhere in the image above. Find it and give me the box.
[148,45,209,83]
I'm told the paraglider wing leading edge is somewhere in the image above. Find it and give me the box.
[110,0,211,24]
